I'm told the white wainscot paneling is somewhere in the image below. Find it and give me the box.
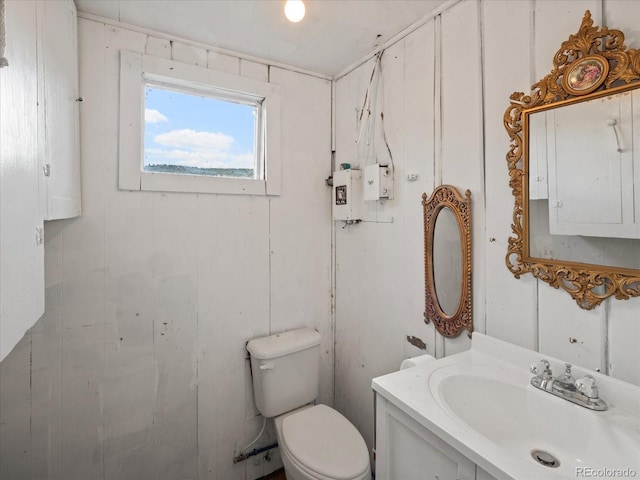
[608,299,640,386]
[439,0,482,357]
[482,0,538,350]
[538,287,605,372]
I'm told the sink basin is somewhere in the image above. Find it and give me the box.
[373,334,640,480]
[429,364,640,478]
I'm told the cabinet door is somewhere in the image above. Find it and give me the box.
[375,396,475,480]
[547,91,639,238]
[0,0,44,361]
[37,0,81,220]
[528,111,549,200]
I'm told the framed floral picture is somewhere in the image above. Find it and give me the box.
[563,55,609,95]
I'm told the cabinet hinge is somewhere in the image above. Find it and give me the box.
[35,227,44,245]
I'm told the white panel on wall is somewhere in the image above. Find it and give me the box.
[533,1,601,82]
[268,65,333,405]
[0,335,32,478]
[172,40,207,66]
[439,0,481,356]
[196,193,271,480]
[30,219,63,480]
[482,0,538,349]
[538,287,606,372]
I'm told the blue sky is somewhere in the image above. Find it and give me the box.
[144,86,256,169]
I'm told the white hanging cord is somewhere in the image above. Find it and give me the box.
[355,50,394,168]
[241,416,267,453]
[380,112,394,168]
[375,55,394,168]
[356,51,384,145]
[0,0,8,68]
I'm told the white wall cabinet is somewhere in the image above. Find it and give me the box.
[375,394,498,480]
[0,0,43,361]
[37,0,81,220]
[0,0,79,361]
[545,90,640,239]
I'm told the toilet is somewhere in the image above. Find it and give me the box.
[247,328,371,480]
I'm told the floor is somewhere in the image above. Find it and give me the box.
[258,468,286,480]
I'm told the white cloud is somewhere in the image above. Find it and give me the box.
[146,129,253,169]
[154,129,234,151]
[145,108,168,123]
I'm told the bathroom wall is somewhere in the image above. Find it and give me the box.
[0,16,333,480]
[2,1,639,478]
[333,0,640,455]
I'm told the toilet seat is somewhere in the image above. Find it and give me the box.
[276,404,370,480]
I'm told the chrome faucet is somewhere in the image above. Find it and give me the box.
[529,360,607,411]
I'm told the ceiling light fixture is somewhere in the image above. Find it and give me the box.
[284,0,305,23]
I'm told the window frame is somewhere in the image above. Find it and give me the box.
[119,50,281,195]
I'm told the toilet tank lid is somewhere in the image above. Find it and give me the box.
[247,328,321,360]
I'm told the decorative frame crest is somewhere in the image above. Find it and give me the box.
[504,10,640,309]
[423,185,472,338]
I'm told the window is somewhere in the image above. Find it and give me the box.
[144,84,261,179]
[119,51,281,195]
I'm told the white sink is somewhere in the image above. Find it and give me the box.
[372,333,640,480]
[429,364,640,478]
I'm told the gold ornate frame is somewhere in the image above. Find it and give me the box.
[504,10,640,310]
[423,185,472,338]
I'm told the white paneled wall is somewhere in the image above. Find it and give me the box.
[334,0,640,458]
[0,16,332,480]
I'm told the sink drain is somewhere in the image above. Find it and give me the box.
[531,450,560,468]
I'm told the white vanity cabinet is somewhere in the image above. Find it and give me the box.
[375,394,498,480]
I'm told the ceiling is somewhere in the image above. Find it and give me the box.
[74,0,448,77]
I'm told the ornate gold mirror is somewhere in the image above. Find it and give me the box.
[505,11,640,309]
[423,185,472,337]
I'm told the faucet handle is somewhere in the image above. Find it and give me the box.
[555,363,576,388]
[530,359,553,378]
[576,375,599,399]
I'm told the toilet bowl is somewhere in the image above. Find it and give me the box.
[275,405,371,480]
[247,328,371,480]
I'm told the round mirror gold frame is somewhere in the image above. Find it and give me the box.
[423,185,472,337]
[504,10,640,310]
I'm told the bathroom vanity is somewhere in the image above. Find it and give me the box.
[372,334,640,480]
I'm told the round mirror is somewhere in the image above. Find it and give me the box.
[433,207,462,316]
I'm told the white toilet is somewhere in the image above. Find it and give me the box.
[247,328,371,480]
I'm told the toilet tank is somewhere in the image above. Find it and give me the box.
[247,328,321,418]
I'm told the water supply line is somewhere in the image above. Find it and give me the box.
[233,416,278,464]
[233,442,279,464]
